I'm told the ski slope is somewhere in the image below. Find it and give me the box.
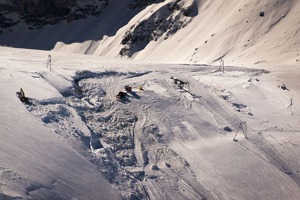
[0,48,122,199]
[1,46,300,199]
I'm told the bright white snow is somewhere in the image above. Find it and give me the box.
[0,46,299,199]
[0,48,122,200]
[1,0,300,199]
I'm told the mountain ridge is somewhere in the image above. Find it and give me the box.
[0,0,299,66]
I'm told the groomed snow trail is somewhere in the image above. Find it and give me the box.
[21,64,300,200]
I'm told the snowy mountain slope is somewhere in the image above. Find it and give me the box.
[0,50,122,199]
[1,0,300,66]
[0,0,148,50]
[1,0,300,199]
[1,47,300,199]
[92,0,300,65]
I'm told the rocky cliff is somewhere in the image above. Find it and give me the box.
[0,0,160,29]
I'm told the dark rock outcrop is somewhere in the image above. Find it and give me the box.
[129,0,164,9]
[0,0,161,29]
[0,0,109,28]
[120,0,197,57]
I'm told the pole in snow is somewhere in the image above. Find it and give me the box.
[152,148,171,170]
[233,122,247,141]
[220,58,225,73]
[46,54,52,71]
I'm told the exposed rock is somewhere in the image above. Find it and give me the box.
[120,0,198,57]
[129,0,164,9]
[0,0,160,29]
[278,83,289,91]
[223,126,232,132]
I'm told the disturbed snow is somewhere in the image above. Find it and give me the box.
[1,47,300,200]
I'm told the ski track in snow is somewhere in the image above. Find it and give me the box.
[28,67,300,199]
[248,134,300,186]
[26,69,220,199]
[3,52,300,199]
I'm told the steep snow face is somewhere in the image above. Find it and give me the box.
[187,0,298,65]
[127,0,299,65]
[1,0,300,65]
[47,0,300,65]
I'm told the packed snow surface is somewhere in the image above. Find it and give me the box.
[1,47,300,199]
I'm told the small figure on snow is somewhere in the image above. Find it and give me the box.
[20,88,25,97]
[125,85,132,92]
[116,91,126,99]
[17,88,28,103]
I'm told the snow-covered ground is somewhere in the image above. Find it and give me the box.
[1,46,300,199]
[0,48,122,199]
[1,0,300,66]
